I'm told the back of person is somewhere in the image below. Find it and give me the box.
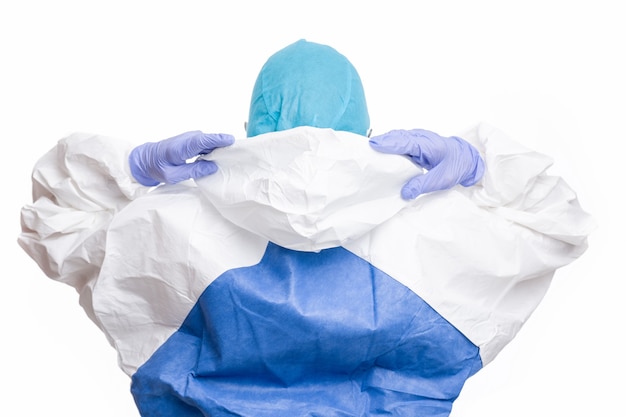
[18,40,594,417]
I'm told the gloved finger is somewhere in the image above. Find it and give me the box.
[161,160,219,184]
[187,132,235,158]
[370,129,443,169]
[168,131,235,162]
[194,133,236,154]
[369,130,422,156]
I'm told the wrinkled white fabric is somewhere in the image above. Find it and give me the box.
[18,124,594,374]
[196,127,422,251]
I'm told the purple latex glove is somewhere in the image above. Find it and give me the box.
[369,129,485,200]
[129,131,235,186]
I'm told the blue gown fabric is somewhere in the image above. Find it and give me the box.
[131,243,482,416]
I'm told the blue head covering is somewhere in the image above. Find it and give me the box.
[246,39,370,137]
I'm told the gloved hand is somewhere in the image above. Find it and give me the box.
[129,131,235,186]
[369,129,485,200]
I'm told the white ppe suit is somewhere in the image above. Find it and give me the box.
[18,124,594,417]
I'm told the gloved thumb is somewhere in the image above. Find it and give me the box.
[401,174,428,200]
[400,165,455,200]
[162,159,219,184]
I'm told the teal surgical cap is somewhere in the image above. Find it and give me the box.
[246,39,370,137]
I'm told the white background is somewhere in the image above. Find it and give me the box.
[1,1,623,415]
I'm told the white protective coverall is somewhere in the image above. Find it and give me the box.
[18,124,593,416]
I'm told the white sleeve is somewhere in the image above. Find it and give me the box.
[346,122,595,365]
[460,122,595,245]
[18,132,149,322]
